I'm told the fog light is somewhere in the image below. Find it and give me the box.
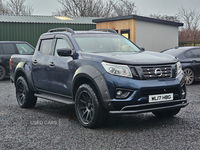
[115,89,132,99]
[182,90,185,96]
[181,85,186,99]
[116,91,123,96]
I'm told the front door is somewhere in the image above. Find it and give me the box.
[50,35,75,96]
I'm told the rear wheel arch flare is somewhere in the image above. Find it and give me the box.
[15,70,27,85]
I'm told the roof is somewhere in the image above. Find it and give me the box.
[0,41,29,43]
[0,15,100,24]
[93,15,184,27]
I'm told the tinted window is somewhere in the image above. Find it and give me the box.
[191,49,200,58]
[54,38,72,56]
[39,39,53,55]
[184,50,193,58]
[2,44,16,54]
[16,43,34,54]
[0,44,3,54]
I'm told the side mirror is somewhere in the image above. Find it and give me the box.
[139,47,145,51]
[57,48,73,57]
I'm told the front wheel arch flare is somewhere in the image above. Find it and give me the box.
[75,83,109,128]
[72,66,112,110]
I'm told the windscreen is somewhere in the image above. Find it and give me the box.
[73,34,141,53]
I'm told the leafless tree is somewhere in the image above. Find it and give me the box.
[178,7,200,41]
[0,0,34,15]
[149,14,180,22]
[7,0,34,15]
[56,0,137,17]
[0,0,9,14]
[110,0,137,17]
[56,0,112,17]
[0,0,3,14]
[0,0,2,11]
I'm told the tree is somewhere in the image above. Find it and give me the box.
[0,0,34,15]
[56,0,137,17]
[149,14,180,22]
[0,0,3,14]
[0,0,2,11]
[0,0,9,14]
[178,7,200,41]
[56,0,112,17]
[110,0,137,17]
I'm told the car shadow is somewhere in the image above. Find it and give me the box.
[0,77,10,81]
[26,99,187,130]
[105,113,185,130]
[33,99,77,121]
[187,81,200,85]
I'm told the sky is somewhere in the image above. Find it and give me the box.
[24,0,200,17]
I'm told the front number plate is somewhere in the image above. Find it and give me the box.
[149,93,173,103]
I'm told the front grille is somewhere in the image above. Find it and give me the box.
[142,66,172,79]
[141,88,179,97]
[140,88,180,101]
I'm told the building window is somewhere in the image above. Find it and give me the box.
[121,29,130,39]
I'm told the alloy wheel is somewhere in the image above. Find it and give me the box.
[16,80,26,105]
[77,90,94,124]
[184,68,194,85]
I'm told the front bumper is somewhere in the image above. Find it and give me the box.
[101,70,188,113]
[109,99,188,114]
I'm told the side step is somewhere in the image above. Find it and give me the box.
[34,93,75,105]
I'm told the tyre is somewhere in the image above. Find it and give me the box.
[152,108,180,118]
[16,76,37,108]
[75,83,109,128]
[0,65,6,80]
[183,68,194,85]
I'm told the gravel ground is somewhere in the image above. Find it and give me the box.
[0,79,200,150]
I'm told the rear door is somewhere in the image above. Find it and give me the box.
[32,37,55,92]
[190,48,200,79]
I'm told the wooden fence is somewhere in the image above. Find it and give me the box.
[179,41,200,47]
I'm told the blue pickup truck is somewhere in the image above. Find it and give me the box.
[10,28,188,128]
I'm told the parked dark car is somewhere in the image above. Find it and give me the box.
[0,41,34,80]
[162,46,200,85]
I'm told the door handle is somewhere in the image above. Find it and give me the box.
[33,59,37,65]
[192,60,196,63]
[49,62,55,67]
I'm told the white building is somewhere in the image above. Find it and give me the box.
[93,15,183,52]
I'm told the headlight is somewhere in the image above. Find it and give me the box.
[102,62,132,78]
[176,61,182,75]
